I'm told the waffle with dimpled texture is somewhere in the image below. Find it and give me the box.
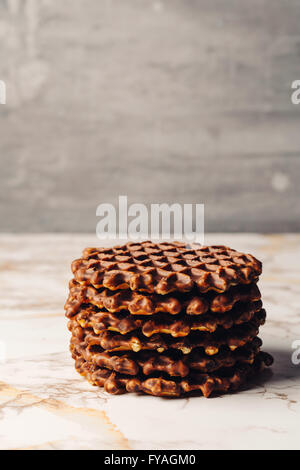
[65,241,273,398]
[65,280,261,318]
[71,241,262,295]
[68,309,266,355]
[72,350,273,397]
[70,300,263,337]
[70,334,263,377]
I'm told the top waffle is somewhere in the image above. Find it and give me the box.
[71,241,262,295]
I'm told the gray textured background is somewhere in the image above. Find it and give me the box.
[0,0,299,233]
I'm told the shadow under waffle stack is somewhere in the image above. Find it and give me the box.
[65,241,273,397]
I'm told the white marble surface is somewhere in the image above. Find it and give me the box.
[0,234,299,450]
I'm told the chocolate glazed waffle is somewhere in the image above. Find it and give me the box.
[68,309,266,354]
[65,280,261,318]
[70,336,264,377]
[69,300,263,336]
[71,242,262,294]
[65,241,273,397]
[73,352,273,398]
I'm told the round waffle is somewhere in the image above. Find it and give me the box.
[71,300,263,337]
[65,280,261,318]
[70,335,263,377]
[72,351,273,397]
[66,241,273,398]
[69,310,266,355]
[71,241,262,294]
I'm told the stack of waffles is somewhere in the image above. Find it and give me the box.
[65,241,273,397]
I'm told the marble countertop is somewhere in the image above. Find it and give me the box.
[0,234,299,450]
